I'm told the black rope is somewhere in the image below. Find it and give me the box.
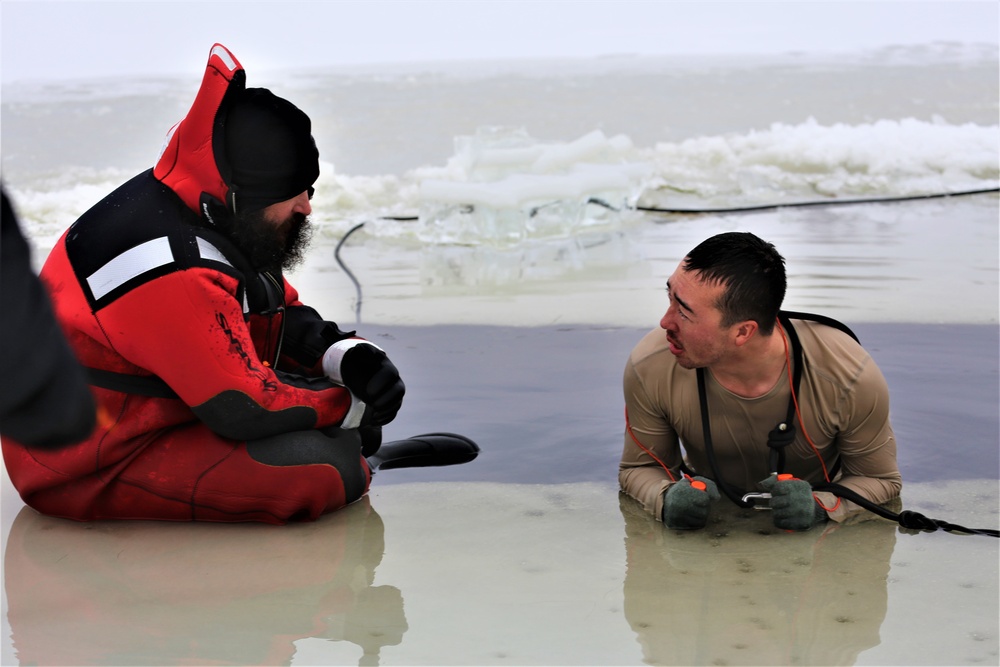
[636,187,999,215]
[814,482,999,538]
[341,188,999,234]
[334,222,367,324]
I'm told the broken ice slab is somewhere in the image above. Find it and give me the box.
[415,128,653,247]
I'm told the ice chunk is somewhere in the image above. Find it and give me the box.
[417,127,652,247]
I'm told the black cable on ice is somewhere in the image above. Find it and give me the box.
[331,186,998,323]
[636,186,1000,215]
[334,222,367,324]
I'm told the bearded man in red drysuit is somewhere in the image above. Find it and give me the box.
[2,44,476,523]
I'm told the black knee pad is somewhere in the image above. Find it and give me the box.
[246,429,367,502]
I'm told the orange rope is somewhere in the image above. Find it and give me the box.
[624,406,678,482]
[776,318,842,513]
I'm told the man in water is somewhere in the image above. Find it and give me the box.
[2,44,476,523]
[619,232,901,530]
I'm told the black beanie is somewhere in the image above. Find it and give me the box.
[223,88,320,213]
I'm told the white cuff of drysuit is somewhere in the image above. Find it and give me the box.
[321,338,384,384]
[341,393,367,429]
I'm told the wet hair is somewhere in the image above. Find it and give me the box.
[683,232,786,335]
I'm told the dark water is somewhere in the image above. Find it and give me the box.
[369,322,1000,487]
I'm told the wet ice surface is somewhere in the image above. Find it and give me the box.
[2,199,998,664]
[2,481,997,666]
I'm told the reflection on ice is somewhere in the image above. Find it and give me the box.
[3,481,997,665]
[3,498,404,667]
[418,230,638,290]
[620,495,894,666]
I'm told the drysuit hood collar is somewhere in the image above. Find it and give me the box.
[152,43,319,220]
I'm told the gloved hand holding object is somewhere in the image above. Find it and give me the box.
[323,340,405,426]
[662,476,720,529]
[760,473,828,531]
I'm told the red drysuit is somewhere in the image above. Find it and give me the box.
[2,45,373,523]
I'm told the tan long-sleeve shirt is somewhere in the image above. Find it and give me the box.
[619,319,902,523]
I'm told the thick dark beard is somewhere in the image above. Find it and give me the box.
[278,212,312,273]
[229,209,313,274]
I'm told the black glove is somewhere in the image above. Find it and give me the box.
[760,473,828,531]
[338,343,405,426]
[661,476,720,530]
[359,424,383,458]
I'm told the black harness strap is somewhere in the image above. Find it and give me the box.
[779,310,860,343]
[769,311,804,474]
[86,367,180,399]
[697,365,750,507]
[697,311,819,507]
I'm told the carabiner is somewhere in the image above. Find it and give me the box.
[742,492,773,510]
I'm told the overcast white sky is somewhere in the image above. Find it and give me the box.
[2,1,997,84]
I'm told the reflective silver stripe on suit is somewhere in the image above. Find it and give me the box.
[87,236,233,300]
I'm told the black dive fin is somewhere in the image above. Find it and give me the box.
[367,433,480,471]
